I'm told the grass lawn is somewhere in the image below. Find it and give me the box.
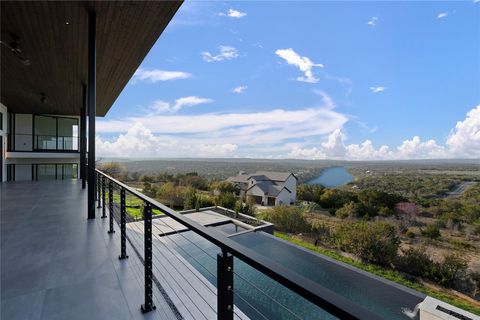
[105,192,163,220]
[274,232,480,315]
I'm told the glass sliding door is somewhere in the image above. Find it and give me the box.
[34,115,56,150]
[57,118,78,150]
[34,164,78,180]
[34,115,79,151]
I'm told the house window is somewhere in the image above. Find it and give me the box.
[0,112,3,131]
[34,115,79,151]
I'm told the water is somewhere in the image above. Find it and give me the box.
[164,231,424,320]
[209,222,248,235]
[307,167,353,188]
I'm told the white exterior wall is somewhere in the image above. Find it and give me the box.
[275,188,293,206]
[283,175,297,204]
[0,103,7,182]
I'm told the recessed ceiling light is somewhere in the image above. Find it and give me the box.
[65,21,70,25]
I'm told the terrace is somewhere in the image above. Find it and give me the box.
[1,2,475,320]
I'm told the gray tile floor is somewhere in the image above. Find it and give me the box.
[1,180,178,320]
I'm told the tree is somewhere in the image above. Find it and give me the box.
[142,182,157,198]
[335,221,400,266]
[210,181,236,194]
[97,162,127,180]
[183,187,198,210]
[159,182,176,208]
[216,192,236,209]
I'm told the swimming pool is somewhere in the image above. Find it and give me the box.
[164,230,425,319]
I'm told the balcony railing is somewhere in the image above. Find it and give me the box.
[8,133,79,152]
[95,169,382,320]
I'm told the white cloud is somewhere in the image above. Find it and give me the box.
[97,123,238,158]
[275,48,324,83]
[133,68,191,83]
[220,9,247,18]
[446,105,480,158]
[202,46,239,62]
[367,17,378,26]
[437,12,448,18]
[232,86,248,94]
[97,94,347,158]
[369,86,387,93]
[149,96,213,114]
[287,105,480,160]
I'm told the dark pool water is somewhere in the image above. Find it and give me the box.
[164,231,424,320]
[307,167,353,188]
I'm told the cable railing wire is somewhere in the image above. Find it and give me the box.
[126,219,206,320]
[233,271,303,320]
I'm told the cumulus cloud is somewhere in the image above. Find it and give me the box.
[97,123,238,158]
[446,105,480,157]
[369,86,387,93]
[202,46,239,62]
[437,12,448,18]
[232,85,248,94]
[133,68,191,83]
[367,17,378,26]
[275,48,324,83]
[149,96,213,114]
[287,105,480,160]
[220,9,247,18]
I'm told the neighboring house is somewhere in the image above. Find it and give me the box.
[0,103,80,182]
[227,171,297,206]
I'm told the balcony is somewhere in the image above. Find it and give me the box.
[7,134,80,153]
[2,170,437,320]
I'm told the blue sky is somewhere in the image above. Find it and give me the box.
[97,1,480,159]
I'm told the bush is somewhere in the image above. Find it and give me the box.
[405,229,415,238]
[334,221,400,266]
[396,248,467,288]
[335,201,359,219]
[259,206,310,233]
[422,223,441,239]
[216,192,236,210]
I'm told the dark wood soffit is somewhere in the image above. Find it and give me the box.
[1,1,182,117]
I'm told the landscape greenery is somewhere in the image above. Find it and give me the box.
[98,159,480,314]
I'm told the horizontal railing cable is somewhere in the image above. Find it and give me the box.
[233,271,303,320]
[126,220,208,320]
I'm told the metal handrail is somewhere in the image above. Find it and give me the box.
[96,169,383,320]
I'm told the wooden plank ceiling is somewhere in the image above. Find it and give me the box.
[1,1,182,116]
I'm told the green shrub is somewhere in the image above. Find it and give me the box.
[422,223,441,239]
[259,206,310,233]
[396,248,467,288]
[405,229,415,238]
[335,201,359,219]
[334,221,400,266]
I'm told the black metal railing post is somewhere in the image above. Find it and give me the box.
[101,176,107,218]
[108,180,115,234]
[141,202,156,313]
[97,173,101,208]
[119,187,128,260]
[217,250,234,320]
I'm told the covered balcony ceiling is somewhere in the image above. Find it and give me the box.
[0,1,182,116]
